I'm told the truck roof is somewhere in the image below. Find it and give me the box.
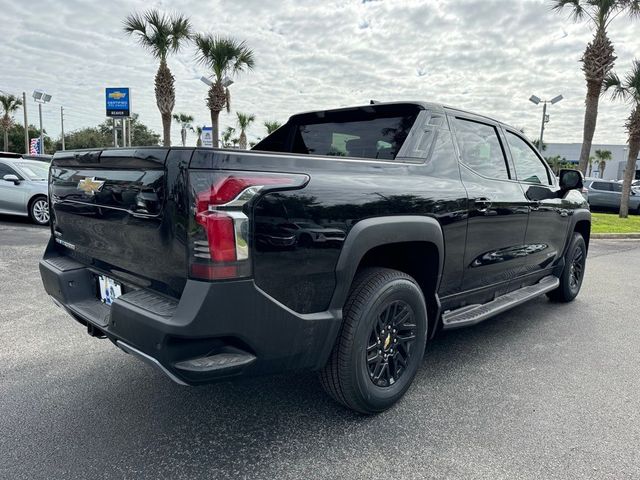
[289,101,514,130]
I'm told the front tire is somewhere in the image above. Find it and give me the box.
[29,196,49,226]
[547,232,586,302]
[320,268,427,414]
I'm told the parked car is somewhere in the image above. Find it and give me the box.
[0,157,50,225]
[584,179,640,214]
[39,101,590,414]
[280,221,346,246]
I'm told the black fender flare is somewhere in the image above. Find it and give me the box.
[565,209,591,251]
[328,215,445,311]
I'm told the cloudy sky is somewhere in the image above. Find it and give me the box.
[1,0,638,147]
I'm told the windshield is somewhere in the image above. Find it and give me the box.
[16,162,49,181]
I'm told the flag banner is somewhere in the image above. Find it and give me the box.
[29,138,41,155]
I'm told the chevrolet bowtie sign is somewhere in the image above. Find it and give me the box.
[77,177,105,196]
[105,87,130,117]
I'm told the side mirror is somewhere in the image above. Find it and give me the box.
[559,169,583,192]
[2,174,20,185]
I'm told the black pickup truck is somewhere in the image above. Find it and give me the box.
[40,102,590,414]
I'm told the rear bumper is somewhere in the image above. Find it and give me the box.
[39,247,341,386]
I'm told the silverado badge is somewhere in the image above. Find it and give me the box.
[78,177,105,196]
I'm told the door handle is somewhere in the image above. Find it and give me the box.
[475,197,492,213]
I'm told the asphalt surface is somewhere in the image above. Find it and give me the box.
[1,218,640,480]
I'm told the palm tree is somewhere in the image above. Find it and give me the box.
[264,120,282,135]
[236,112,255,149]
[0,94,22,152]
[532,138,547,152]
[194,34,255,147]
[603,60,640,217]
[172,112,194,146]
[123,10,192,147]
[551,0,640,175]
[587,155,595,176]
[594,148,612,178]
[221,126,237,148]
[195,126,203,147]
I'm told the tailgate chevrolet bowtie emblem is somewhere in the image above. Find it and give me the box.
[78,177,105,196]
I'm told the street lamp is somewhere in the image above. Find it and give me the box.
[529,94,563,148]
[200,76,234,88]
[32,90,52,154]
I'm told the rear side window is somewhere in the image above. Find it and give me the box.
[612,183,623,193]
[291,117,413,160]
[591,182,612,191]
[453,118,509,180]
[253,104,421,161]
[505,131,551,185]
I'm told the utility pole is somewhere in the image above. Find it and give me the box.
[38,103,44,155]
[122,118,126,148]
[128,118,132,146]
[60,106,65,151]
[539,101,547,147]
[22,92,28,153]
[112,118,117,147]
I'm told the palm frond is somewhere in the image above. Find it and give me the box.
[124,9,191,59]
[624,59,640,102]
[550,0,586,21]
[194,34,255,81]
[236,112,255,129]
[0,94,22,114]
[603,72,628,101]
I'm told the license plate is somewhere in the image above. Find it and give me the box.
[98,275,122,305]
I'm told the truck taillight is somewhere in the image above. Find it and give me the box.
[189,171,309,280]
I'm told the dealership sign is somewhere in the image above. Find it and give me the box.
[105,87,130,117]
[201,126,213,147]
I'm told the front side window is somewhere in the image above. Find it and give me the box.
[591,182,611,191]
[0,163,18,178]
[453,118,509,180]
[505,131,551,185]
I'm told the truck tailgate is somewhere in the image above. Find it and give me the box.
[49,149,190,297]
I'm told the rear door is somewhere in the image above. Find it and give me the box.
[588,181,612,209]
[450,114,529,302]
[0,161,27,214]
[49,148,190,297]
[503,129,571,280]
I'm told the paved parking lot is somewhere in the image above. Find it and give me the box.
[1,218,639,480]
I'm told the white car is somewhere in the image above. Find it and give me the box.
[0,156,50,225]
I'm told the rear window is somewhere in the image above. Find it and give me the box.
[254,104,421,161]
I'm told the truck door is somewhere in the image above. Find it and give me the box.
[449,115,529,303]
[502,129,572,282]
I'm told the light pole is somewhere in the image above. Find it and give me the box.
[529,94,563,148]
[32,90,52,154]
[200,76,234,148]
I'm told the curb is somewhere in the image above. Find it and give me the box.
[591,233,640,239]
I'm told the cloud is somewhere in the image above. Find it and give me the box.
[0,0,637,146]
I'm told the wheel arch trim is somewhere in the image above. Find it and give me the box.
[328,215,445,311]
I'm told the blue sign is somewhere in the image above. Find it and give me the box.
[105,87,130,117]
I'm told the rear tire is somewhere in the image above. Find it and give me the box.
[547,232,586,303]
[29,196,49,226]
[320,268,427,414]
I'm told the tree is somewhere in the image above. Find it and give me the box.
[532,138,547,151]
[194,34,255,147]
[195,126,203,147]
[264,120,282,135]
[603,59,640,217]
[123,10,192,147]
[236,112,255,149]
[588,155,595,176]
[172,113,194,146]
[545,155,571,174]
[594,148,612,178]
[4,123,52,154]
[0,94,23,152]
[551,0,640,175]
[54,114,160,150]
[221,126,237,148]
